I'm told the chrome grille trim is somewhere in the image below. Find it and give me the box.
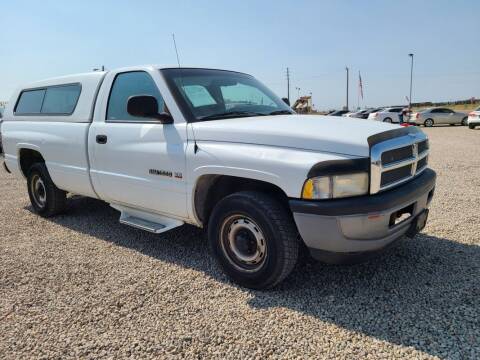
[370,132,429,194]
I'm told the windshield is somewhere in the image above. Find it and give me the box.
[161,68,294,122]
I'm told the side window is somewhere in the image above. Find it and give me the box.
[15,84,81,115]
[107,71,164,121]
[15,89,46,114]
[391,108,401,113]
[41,84,81,114]
[431,109,440,113]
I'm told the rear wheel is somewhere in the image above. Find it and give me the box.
[461,117,468,126]
[27,163,66,217]
[208,191,299,289]
[424,118,434,127]
[383,117,392,123]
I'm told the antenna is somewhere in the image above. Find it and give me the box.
[172,33,181,68]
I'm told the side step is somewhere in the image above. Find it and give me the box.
[111,204,184,234]
[120,215,168,233]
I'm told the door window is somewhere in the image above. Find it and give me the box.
[107,71,164,121]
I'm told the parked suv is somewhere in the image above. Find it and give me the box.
[1,66,436,289]
[368,107,404,123]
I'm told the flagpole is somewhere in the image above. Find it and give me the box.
[357,71,360,109]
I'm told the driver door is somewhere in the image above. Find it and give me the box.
[89,70,188,219]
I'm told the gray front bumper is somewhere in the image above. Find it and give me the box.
[290,169,436,263]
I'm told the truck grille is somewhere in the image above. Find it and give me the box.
[370,133,429,194]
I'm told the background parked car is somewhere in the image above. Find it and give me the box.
[467,106,480,129]
[358,107,384,119]
[410,107,468,127]
[344,109,371,118]
[328,109,350,116]
[367,107,404,123]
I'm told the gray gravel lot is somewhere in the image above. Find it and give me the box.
[0,126,479,359]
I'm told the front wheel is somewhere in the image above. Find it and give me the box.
[383,117,392,123]
[27,163,66,217]
[424,118,434,127]
[208,191,299,289]
[469,124,475,129]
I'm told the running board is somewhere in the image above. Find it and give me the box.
[111,204,183,234]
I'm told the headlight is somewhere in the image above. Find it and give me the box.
[302,173,369,199]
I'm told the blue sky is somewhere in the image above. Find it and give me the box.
[1,0,479,109]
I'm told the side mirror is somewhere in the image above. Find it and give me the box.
[127,95,173,124]
[282,97,290,106]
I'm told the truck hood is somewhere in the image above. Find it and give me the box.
[192,114,399,157]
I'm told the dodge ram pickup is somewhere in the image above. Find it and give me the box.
[1,65,436,289]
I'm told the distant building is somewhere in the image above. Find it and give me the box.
[292,96,313,113]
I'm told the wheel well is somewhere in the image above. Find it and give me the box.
[194,175,289,226]
[19,149,45,177]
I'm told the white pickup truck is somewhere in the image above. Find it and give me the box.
[1,65,436,289]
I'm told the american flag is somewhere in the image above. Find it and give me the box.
[358,72,364,100]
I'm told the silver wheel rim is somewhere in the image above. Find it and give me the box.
[425,120,433,127]
[384,118,392,123]
[31,174,47,208]
[220,215,267,272]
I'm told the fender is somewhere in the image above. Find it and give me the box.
[186,141,360,224]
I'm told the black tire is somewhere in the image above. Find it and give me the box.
[208,191,299,289]
[27,163,66,217]
[424,118,434,127]
[469,124,475,129]
[461,117,468,126]
[383,117,392,123]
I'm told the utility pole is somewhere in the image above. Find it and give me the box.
[286,67,290,103]
[408,53,414,109]
[345,66,349,110]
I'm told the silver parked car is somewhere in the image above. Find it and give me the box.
[410,107,468,127]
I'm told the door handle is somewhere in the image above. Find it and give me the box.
[96,135,108,144]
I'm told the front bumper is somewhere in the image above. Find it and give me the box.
[290,169,436,263]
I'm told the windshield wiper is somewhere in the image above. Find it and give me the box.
[268,110,294,115]
[199,111,266,121]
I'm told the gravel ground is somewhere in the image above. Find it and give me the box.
[0,126,479,359]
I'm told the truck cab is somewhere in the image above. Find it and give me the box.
[1,65,436,289]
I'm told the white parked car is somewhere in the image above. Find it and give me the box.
[1,65,436,289]
[368,107,404,123]
[410,107,468,127]
[467,106,480,129]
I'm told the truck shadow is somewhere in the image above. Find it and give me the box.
[37,196,479,358]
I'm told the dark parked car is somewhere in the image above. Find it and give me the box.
[360,107,384,119]
[328,110,350,116]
